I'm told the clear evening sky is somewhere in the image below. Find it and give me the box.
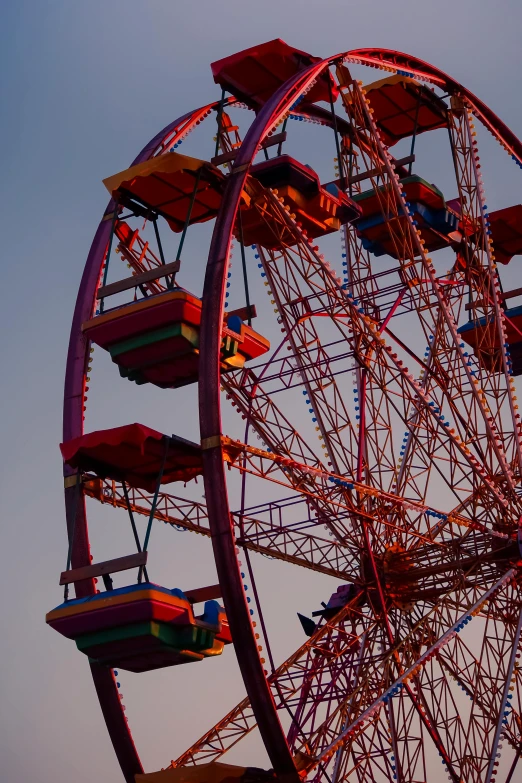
[2,1,522,781]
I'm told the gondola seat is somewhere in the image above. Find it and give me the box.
[353,175,459,257]
[46,583,232,673]
[241,155,361,248]
[83,289,270,389]
[135,761,277,783]
[458,304,522,375]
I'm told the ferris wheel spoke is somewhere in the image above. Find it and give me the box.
[85,457,512,590]
[257,242,359,477]
[171,693,258,767]
[79,421,498,568]
[341,223,433,506]
[87,463,481,585]
[253,186,517,524]
[382,307,448,502]
[341,228,415,501]
[441,629,522,781]
[83,477,361,579]
[448,105,522,476]
[90,433,509,560]
[437,469,522,546]
[172,567,514,777]
[171,596,376,768]
[293,569,516,783]
[398,584,522,782]
[475,592,522,782]
[318,707,401,783]
[223,371,325,469]
[333,65,520,500]
[224,437,498,550]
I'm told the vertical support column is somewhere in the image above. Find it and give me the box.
[484,604,522,783]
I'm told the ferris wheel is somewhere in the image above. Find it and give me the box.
[47,40,522,783]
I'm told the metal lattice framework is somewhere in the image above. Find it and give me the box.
[61,47,522,783]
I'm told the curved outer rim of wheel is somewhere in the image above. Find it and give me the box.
[62,48,522,783]
[62,102,222,783]
[348,48,522,161]
[198,49,522,782]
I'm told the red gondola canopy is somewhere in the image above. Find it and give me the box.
[211,39,337,110]
[60,424,202,491]
[103,153,225,233]
[363,76,447,147]
[487,204,522,265]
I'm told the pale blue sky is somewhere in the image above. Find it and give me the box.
[2,2,522,781]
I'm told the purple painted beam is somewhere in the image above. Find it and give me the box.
[62,103,218,782]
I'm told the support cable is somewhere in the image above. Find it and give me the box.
[63,471,82,602]
[408,89,422,175]
[237,210,252,325]
[138,437,170,582]
[174,169,202,266]
[99,201,119,314]
[122,481,149,583]
[484,602,522,783]
[153,217,167,266]
[328,70,346,191]
[214,89,226,158]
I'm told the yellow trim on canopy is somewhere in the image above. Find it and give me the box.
[103,152,215,196]
[363,74,420,93]
[46,587,192,622]
[135,762,247,783]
